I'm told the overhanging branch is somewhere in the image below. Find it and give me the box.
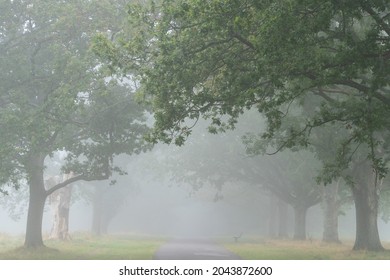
[335,80,390,107]
[229,30,256,50]
[45,172,110,197]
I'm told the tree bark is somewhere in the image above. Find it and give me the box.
[351,160,383,251]
[322,181,341,243]
[48,174,73,240]
[23,152,110,247]
[24,153,47,248]
[293,205,307,240]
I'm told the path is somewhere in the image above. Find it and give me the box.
[153,237,241,260]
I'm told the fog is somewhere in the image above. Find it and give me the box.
[2,116,390,243]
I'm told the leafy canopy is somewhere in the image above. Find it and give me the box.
[0,0,150,192]
[96,0,390,180]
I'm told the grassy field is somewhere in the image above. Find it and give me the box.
[0,233,165,260]
[2,233,390,260]
[222,236,390,260]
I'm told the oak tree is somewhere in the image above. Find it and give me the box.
[0,0,149,248]
[96,0,390,250]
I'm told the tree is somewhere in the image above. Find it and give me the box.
[159,116,321,240]
[321,180,343,243]
[46,173,74,240]
[0,0,149,248]
[251,151,322,240]
[89,174,135,236]
[98,0,390,250]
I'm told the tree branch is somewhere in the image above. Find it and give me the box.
[186,38,233,55]
[45,172,110,197]
[361,3,390,36]
[372,91,390,107]
[314,87,337,103]
[335,79,390,107]
[229,30,256,50]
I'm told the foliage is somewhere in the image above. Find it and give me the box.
[93,0,390,250]
[0,0,150,192]
[0,0,152,247]
[97,0,390,182]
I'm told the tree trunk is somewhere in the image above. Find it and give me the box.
[293,205,307,240]
[322,181,341,243]
[91,185,119,235]
[91,186,103,235]
[277,198,288,238]
[48,174,73,240]
[47,175,61,239]
[24,153,47,248]
[351,169,383,250]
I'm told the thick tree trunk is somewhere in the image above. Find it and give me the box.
[352,179,383,251]
[293,206,307,240]
[24,154,47,248]
[277,198,288,238]
[349,160,384,251]
[322,182,341,243]
[352,186,383,250]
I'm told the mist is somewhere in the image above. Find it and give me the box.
[2,115,390,244]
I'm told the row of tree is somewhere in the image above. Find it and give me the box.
[94,0,390,251]
[153,117,347,242]
[1,0,390,252]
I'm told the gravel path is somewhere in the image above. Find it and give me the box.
[153,237,241,260]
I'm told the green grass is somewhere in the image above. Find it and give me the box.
[3,233,390,260]
[221,236,390,260]
[0,232,165,260]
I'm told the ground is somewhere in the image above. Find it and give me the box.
[1,233,390,260]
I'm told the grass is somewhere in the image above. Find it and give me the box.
[0,232,165,260]
[3,233,390,260]
[221,236,390,260]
